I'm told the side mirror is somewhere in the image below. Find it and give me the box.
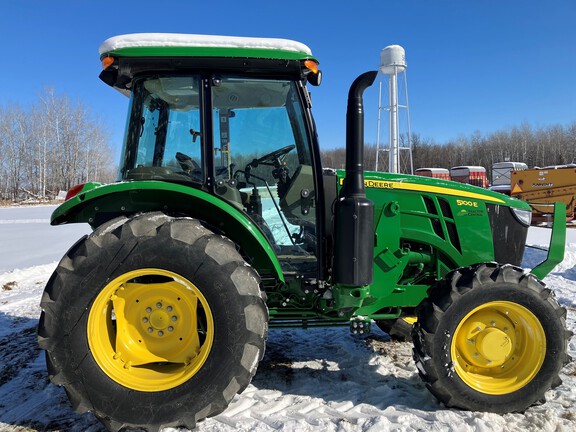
[308,70,322,86]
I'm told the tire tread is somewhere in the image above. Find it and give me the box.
[38,212,268,431]
[412,263,569,413]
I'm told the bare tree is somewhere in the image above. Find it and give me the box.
[0,88,116,202]
[37,88,115,195]
[0,106,29,200]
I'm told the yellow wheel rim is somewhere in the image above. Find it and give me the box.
[451,301,545,395]
[87,269,214,392]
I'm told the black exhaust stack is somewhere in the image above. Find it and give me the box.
[333,71,378,286]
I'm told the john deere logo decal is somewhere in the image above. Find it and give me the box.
[339,178,505,204]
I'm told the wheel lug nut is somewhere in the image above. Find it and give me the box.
[142,317,149,323]
[146,307,152,313]
[147,327,153,333]
[172,316,178,322]
[167,306,173,312]
[156,302,163,309]
[168,326,174,332]
[158,331,164,336]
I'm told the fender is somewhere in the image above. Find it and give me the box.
[531,201,566,279]
[52,181,284,282]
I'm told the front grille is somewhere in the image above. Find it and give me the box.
[486,204,528,266]
[438,198,461,252]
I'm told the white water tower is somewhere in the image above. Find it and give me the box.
[375,45,413,174]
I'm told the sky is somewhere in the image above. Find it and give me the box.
[1,0,575,158]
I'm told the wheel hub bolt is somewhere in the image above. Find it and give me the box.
[141,301,178,336]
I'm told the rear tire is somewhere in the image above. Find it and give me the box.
[38,213,268,431]
[412,263,570,413]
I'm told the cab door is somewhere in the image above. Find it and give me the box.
[211,76,318,275]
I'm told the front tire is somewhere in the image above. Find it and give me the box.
[376,316,416,341]
[413,263,570,413]
[38,213,268,431]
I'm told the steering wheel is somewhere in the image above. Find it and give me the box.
[252,144,295,167]
[240,145,295,185]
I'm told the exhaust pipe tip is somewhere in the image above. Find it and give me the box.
[343,70,378,198]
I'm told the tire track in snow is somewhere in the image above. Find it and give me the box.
[0,327,39,386]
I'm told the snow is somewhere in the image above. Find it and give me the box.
[99,33,313,56]
[0,206,90,274]
[1,205,575,432]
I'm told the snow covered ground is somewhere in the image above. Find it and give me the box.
[0,205,575,432]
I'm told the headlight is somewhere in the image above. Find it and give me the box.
[511,207,532,227]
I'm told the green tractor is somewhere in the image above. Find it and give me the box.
[38,33,570,431]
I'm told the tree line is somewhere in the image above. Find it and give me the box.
[0,89,116,203]
[321,122,576,179]
[2,87,575,204]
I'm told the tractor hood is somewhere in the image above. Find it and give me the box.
[335,169,565,279]
[338,170,528,210]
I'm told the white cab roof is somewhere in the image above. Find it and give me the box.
[99,33,313,56]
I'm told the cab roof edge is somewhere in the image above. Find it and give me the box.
[99,33,313,57]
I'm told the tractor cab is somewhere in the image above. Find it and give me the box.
[101,34,323,275]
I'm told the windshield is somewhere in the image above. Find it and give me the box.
[119,76,203,182]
